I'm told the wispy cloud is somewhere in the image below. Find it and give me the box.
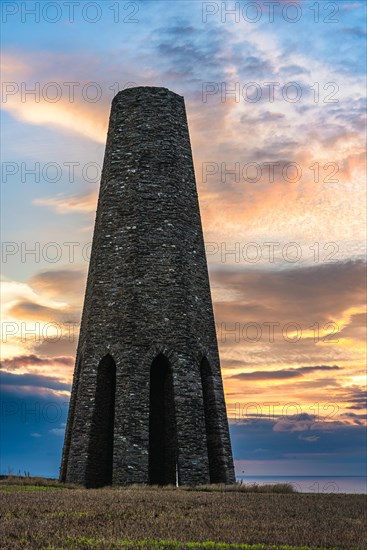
[2,1,366,478]
[1,354,73,370]
[33,191,98,215]
[1,52,109,142]
[231,365,342,380]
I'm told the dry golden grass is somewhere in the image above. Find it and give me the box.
[0,478,365,550]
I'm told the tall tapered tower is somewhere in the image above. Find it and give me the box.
[60,87,235,487]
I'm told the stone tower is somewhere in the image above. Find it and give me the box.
[60,87,235,487]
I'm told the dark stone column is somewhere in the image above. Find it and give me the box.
[60,87,235,486]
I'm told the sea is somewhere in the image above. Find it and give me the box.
[238,476,367,494]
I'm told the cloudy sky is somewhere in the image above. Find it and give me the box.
[1,0,366,480]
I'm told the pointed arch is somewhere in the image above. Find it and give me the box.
[85,354,116,488]
[149,353,178,485]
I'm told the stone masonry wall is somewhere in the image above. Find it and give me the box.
[60,87,235,486]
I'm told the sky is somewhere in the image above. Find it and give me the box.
[1,0,366,482]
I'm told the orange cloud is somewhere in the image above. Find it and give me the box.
[29,269,87,305]
[33,190,98,214]
[0,354,74,386]
[1,52,109,142]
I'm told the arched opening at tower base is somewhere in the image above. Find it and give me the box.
[85,354,116,488]
[149,354,178,485]
[200,357,227,483]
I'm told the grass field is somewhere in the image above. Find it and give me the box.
[0,478,365,550]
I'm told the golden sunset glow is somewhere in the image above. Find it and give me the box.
[1,0,366,478]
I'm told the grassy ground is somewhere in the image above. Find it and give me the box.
[0,478,365,550]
